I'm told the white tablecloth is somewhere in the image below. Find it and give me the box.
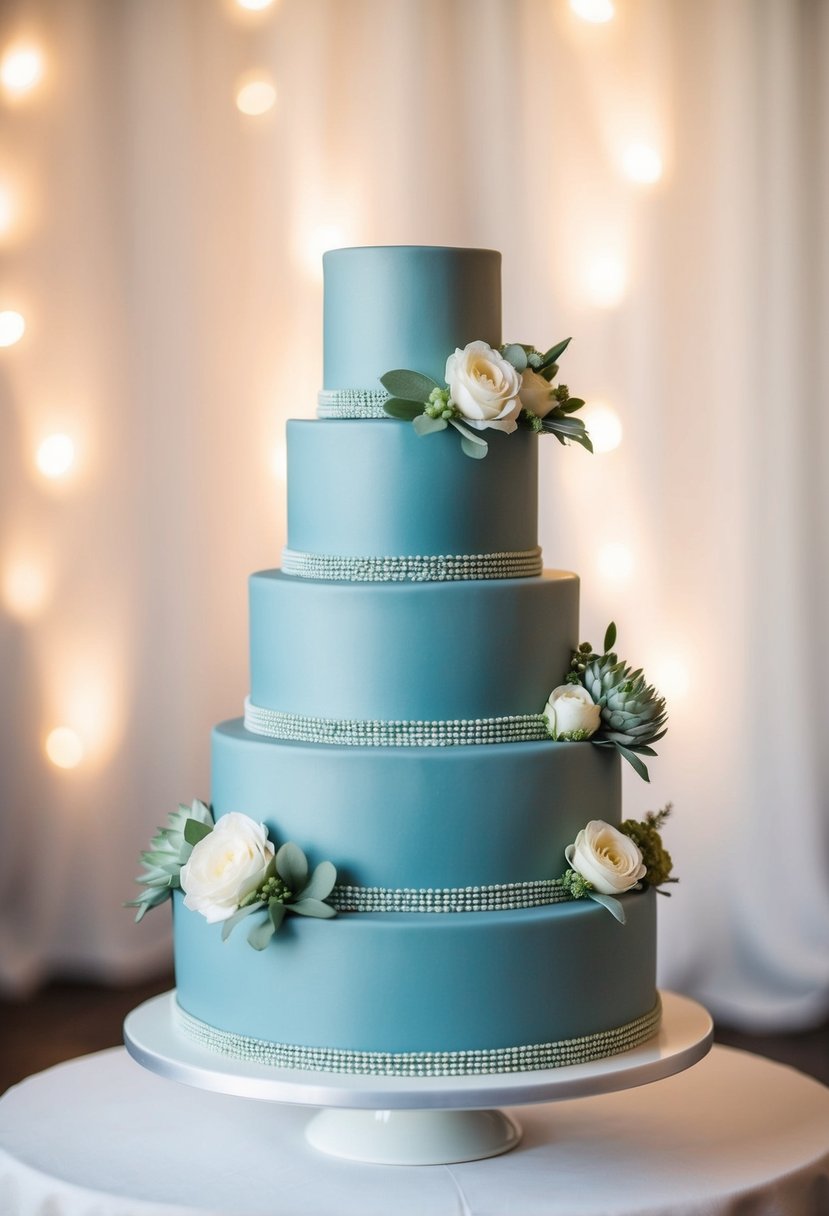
[1,1044,828,1215]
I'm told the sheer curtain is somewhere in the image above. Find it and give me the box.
[0,0,826,1031]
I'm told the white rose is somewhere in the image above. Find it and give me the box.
[544,684,601,740]
[180,812,275,923]
[518,369,555,418]
[565,821,647,895]
[445,340,522,433]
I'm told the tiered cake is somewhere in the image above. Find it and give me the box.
[170,246,661,1076]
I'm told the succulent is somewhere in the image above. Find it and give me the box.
[126,799,214,922]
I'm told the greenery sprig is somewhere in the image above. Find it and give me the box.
[221,842,337,951]
[620,803,677,893]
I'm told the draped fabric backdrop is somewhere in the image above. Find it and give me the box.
[0,0,827,1031]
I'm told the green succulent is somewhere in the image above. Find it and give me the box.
[222,841,338,951]
[126,799,214,922]
[620,804,677,891]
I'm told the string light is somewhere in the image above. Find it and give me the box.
[235,73,276,116]
[621,143,663,185]
[582,402,623,453]
[597,541,634,583]
[584,255,626,308]
[0,310,25,346]
[2,557,50,619]
[0,45,44,97]
[569,0,615,23]
[45,726,84,770]
[36,433,75,479]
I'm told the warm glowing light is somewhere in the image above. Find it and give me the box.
[236,0,275,8]
[569,0,615,23]
[45,726,84,770]
[2,558,50,619]
[582,402,623,453]
[653,656,691,700]
[597,541,634,583]
[622,143,663,185]
[36,433,75,479]
[272,443,287,481]
[0,45,44,96]
[0,186,13,237]
[0,310,25,346]
[304,225,346,278]
[584,255,626,308]
[235,74,276,116]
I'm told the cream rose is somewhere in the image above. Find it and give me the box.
[565,821,647,895]
[445,340,522,433]
[180,812,275,923]
[518,368,555,419]
[544,684,601,740]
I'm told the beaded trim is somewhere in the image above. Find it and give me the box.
[243,699,549,747]
[329,880,569,913]
[281,547,543,583]
[317,388,390,419]
[176,998,662,1076]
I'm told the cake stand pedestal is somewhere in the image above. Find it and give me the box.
[124,989,712,1166]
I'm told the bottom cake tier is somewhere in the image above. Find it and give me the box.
[172,887,659,1076]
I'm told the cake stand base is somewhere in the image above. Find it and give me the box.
[124,990,712,1166]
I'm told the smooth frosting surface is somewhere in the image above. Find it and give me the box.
[287,420,538,559]
[249,570,578,720]
[212,719,621,888]
[323,246,501,389]
[173,888,657,1055]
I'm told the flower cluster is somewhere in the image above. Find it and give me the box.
[560,807,676,922]
[543,622,668,782]
[129,803,337,951]
[381,338,592,459]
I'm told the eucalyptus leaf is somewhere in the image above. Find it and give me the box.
[412,414,448,437]
[380,369,440,401]
[247,915,276,951]
[276,841,309,892]
[615,743,651,782]
[539,337,572,368]
[291,898,337,919]
[449,419,488,460]
[269,901,287,932]
[603,622,617,653]
[301,860,338,902]
[383,398,424,421]
[501,343,528,372]
[221,901,264,942]
[184,818,212,847]
[587,892,627,924]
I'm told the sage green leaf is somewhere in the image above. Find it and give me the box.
[221,901,264,942]
[301,860,338,902]
[412,414,447,437]
[501,343,528,372]
[587,892,627,924]
[449,419,488,460]
[603,622,617,653]
[276,841,309,892]
[540,337,572,367]
[383,398,424,421]
[561,397,585,413]
[291,898,337,919]
[269,901,287,932]
[247,915,276,950]
[615,743,651,782]
[380,369,440,401]
[540,364,559,382]
[184,818,212,847]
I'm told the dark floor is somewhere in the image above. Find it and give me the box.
[1,974,827,1096]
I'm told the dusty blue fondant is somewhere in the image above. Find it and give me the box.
[212,720,620,889]
[323,246,501,389]
[287,421,538,559]
[249,570,578,720]
[173,889,657,1055]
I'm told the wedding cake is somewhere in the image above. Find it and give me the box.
[132,245,673,1076]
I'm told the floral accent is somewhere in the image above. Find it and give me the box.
[549,621,668,782]
[619,803,677,892]
[543,684,601,741]
[128,803,337,949]
[560,807,676,922]
[381,337,591,459]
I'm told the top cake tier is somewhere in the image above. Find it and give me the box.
[323,246,501,389]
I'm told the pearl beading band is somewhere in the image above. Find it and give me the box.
[243,698,549,747]
[281,547,543,583]
[317,388,390,419]
[176,998,662,1076]
[329,880,569,913]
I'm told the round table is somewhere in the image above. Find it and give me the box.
[1,1045,828,1216]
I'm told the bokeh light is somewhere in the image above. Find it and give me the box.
[653,655,691,700]
[584,255,626,308]
[236,0,276,8]
[0,45,44,97]
[2,557,51,620]
[569,0,615,24]
[45,726,84,770]
[582,402,623,453]
[597,541,634,583]
[0,310,25,346]
[36,433,76,479]
[235,73,277,116]
[304,224,346,279]
[622,142,663,185]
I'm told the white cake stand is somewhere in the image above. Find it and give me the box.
[124,989,712,1166]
